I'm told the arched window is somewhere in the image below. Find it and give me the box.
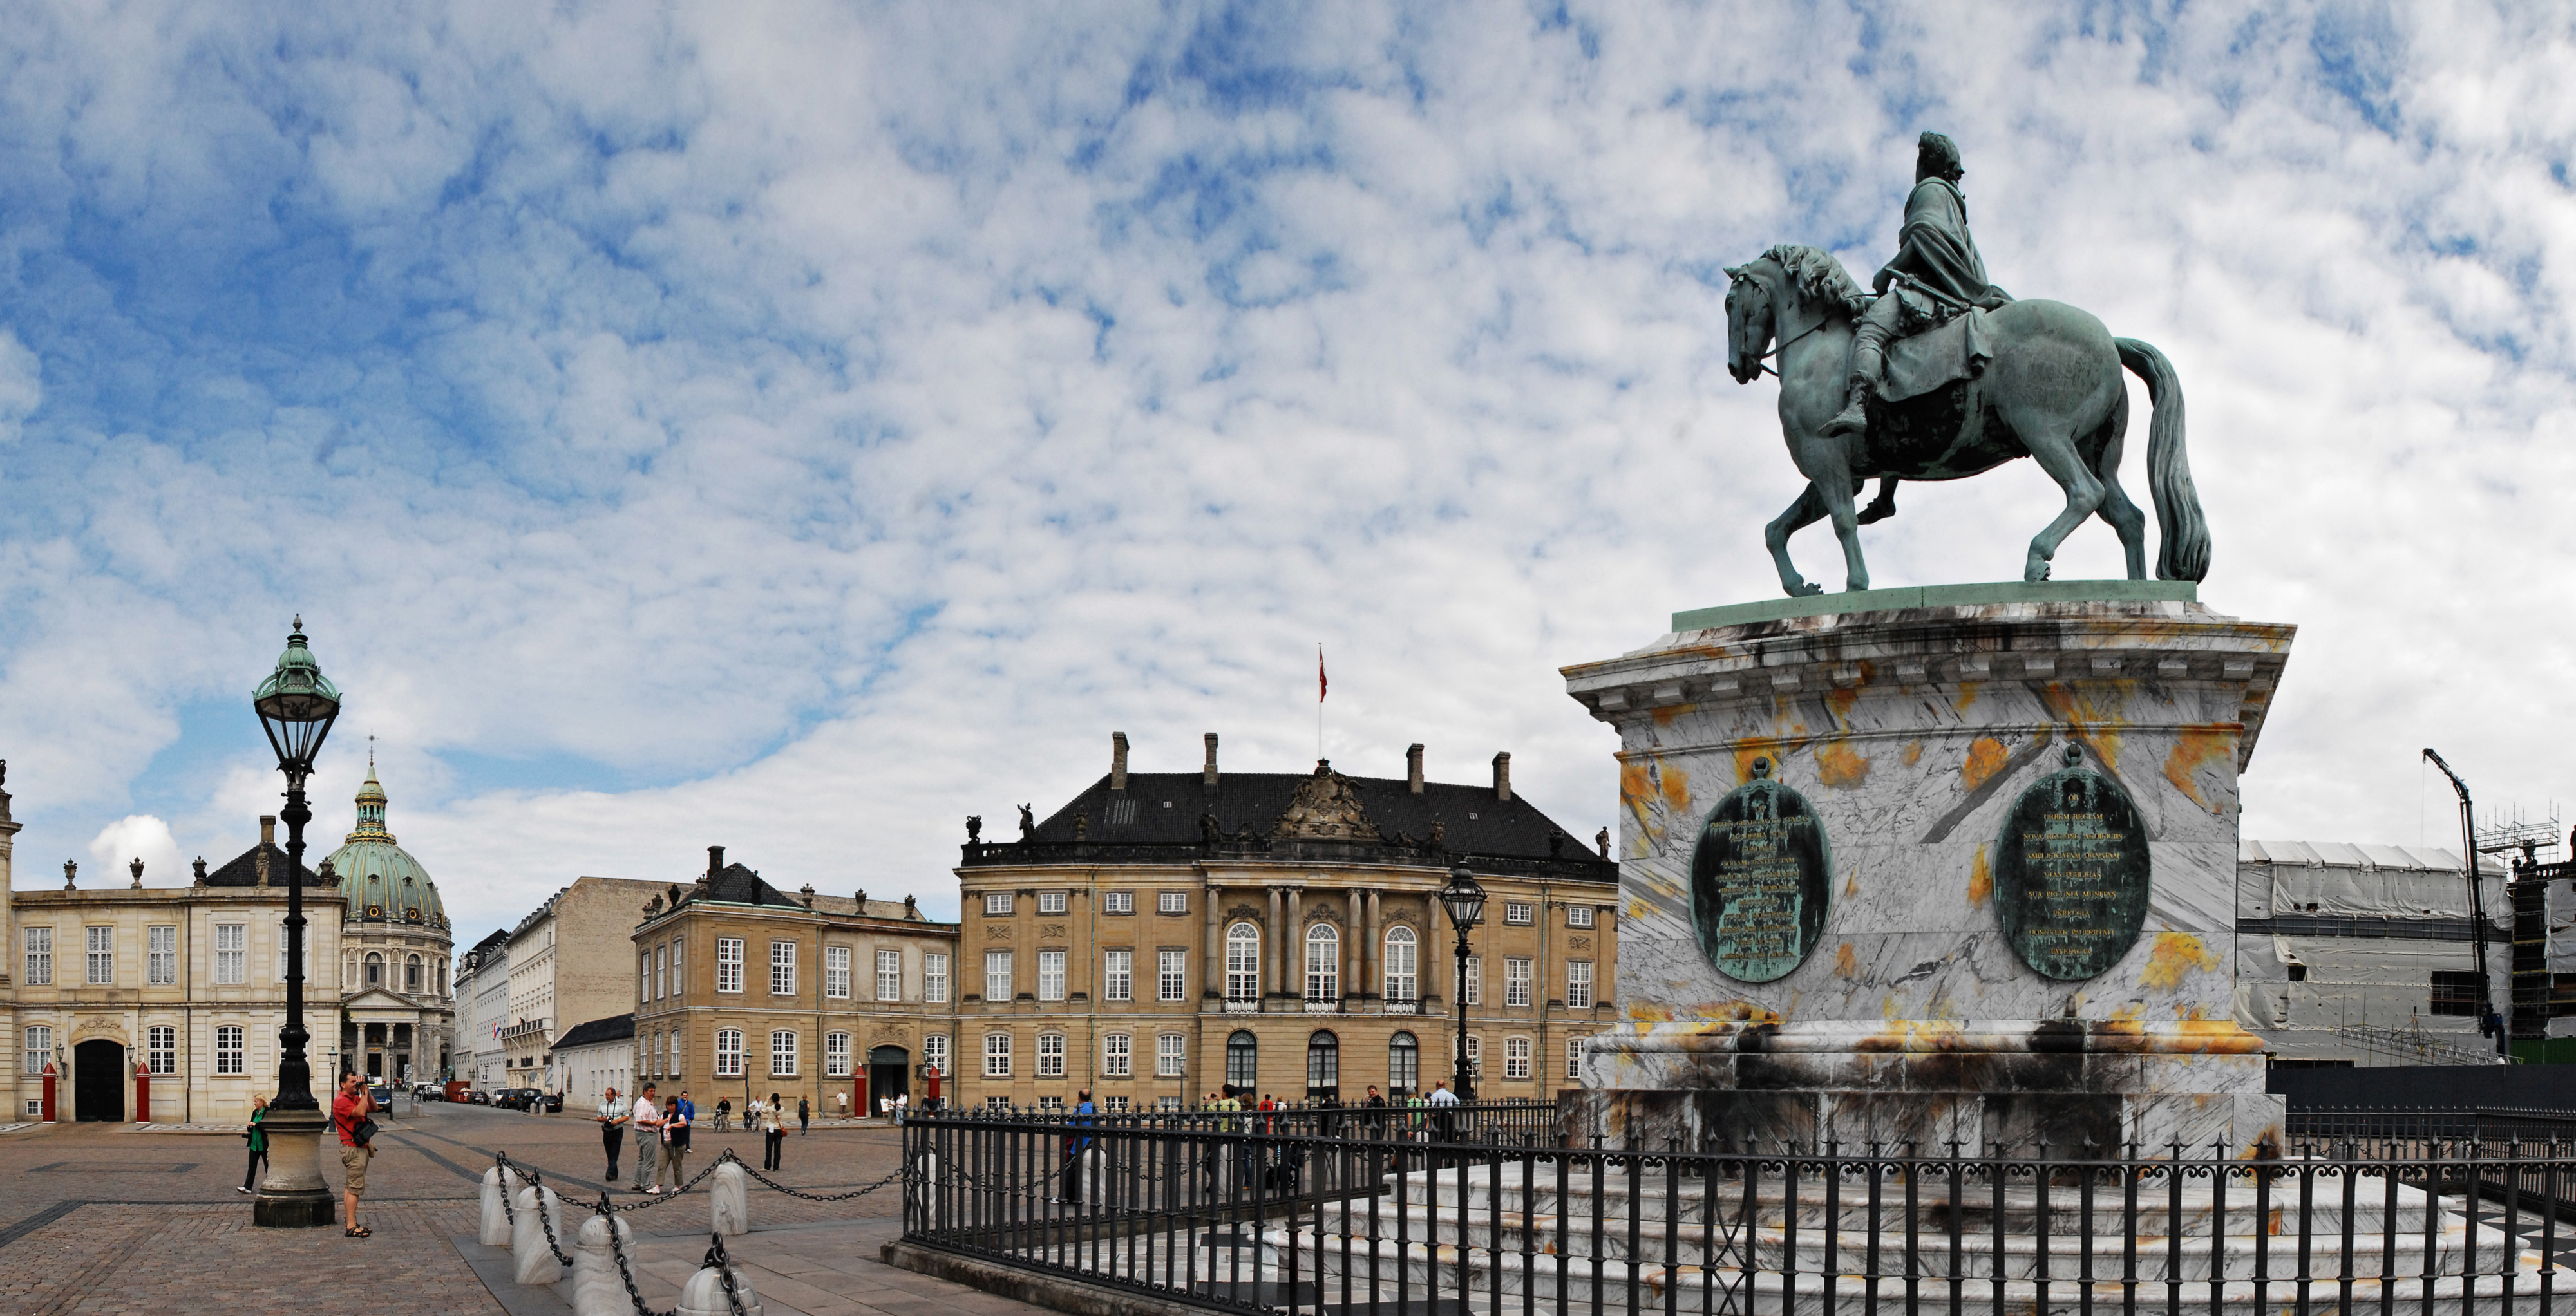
[406,954,422,991]
[1225,1030,1258,1091]
[1305,925,1338,1002]
[365,952,383,987]
[1384,926,1417,1003]
[1305,1031,1340,1096]
[1387,1031,1419,1094]
[1226,923,1260,1001]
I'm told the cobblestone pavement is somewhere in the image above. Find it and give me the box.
[0,1098,915,1313]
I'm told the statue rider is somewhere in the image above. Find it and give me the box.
[1822,132,2013,445]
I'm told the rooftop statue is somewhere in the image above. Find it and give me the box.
[1723,132,2210,595]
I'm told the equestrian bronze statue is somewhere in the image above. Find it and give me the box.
[1723,132,2210,597]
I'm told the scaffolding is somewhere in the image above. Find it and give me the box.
[2332,1020,2512,1067]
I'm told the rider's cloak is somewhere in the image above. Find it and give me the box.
[1876,177,2012,321]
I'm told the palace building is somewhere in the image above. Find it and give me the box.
[949,734,1619,1111]
[630,849,960,1118]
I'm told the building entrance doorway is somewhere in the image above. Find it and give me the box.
[867,1046,909,1114]
[73,1040,126,1122]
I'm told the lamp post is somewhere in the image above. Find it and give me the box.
[1437,865,1486,1103]
[249,617,342,1228]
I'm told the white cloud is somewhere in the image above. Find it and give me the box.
[86,814,180,888]
[0,3,2571,940]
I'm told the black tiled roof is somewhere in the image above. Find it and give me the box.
[969,766,1615,881]
[200,841,328,888]
[555,1013,634,1048]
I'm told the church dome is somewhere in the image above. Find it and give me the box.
[325,768,448,929]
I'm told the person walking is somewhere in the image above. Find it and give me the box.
[1057,1089,1096,1205]
[761,1093,786,1170]
[596,1087,630,1182]
[658,1090,693,1192]
[630,1085,663,1193]
[333,1071,375,1237]
[237,1095,270,1194]
[797,1095,811,1134]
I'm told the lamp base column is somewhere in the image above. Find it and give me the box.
[251,1105,338,1228]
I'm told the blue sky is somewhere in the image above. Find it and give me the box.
[3,2,2574,943]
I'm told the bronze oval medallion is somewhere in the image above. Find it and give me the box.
[1689,757,1832,983]
[1994,745,2152,981]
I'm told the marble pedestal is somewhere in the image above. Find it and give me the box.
[251,1104,337,1227]
[1559,583,2294,1157]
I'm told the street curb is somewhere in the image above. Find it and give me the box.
[881,1241,1208,1316]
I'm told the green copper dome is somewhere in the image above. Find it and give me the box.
[325,767,448,929]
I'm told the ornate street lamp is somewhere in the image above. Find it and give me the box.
[1438,865,1486,1104]
[250,617,341,1228]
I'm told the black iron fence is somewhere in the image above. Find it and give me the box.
[902,1111,2576,1313]
[942,1099,1563,1147]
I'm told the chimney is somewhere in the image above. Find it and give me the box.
[258,815,276,885]
[1492,752,1512,802]
[1111,732,1130,791]
[708,845,725,879]
[1203,733,1220,789]
[1406,744,1425,794]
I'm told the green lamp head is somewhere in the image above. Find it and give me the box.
[253,616,341,775]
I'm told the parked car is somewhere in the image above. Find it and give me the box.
[368,1084,393,1107]
[493,1087,547,1111]
[469,1089,490,1105]
[543,1091,564,1113]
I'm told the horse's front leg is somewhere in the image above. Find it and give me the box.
[1764,484,1830,597]
[1812,449,1870,592]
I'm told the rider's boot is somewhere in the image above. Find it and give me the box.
[1821,372,1875,438]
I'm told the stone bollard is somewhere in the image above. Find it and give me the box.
[511,1185,565,1286]
[569,1211,638,1316]
[710,1161,750,1236]
[676,1255,763,1316]
[480,1165,525,1246]
[1078,1147,1104,1207]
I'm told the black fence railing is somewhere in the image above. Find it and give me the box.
[942,1099,1564,1147]
[901,1112,2576,1313]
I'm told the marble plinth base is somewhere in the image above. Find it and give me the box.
[251,1105,337,1228]
[1560,590,2295,1159]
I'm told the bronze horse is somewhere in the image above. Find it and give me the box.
[1723,245,2208,596]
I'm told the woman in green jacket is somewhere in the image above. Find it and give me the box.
[238,1095,270,1194]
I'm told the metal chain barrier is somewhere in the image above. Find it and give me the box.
[594,1189,677,1316]
[612,1154,730,1212]
[703,1233,751,1316]
[732,1151,907,1202]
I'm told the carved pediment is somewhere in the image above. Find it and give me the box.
[1270,761,1377,843]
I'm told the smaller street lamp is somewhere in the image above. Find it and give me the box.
[1438,865,1486,1104]
[250,617,342,1228]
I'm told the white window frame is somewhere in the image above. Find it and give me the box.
[1037,949,1066,1001]
[1157,890,1188,915]
[985,1033,1012,1078]
[1384,926,1416,1002]
[1504,901,1533,925]
[1103,1033,1131,1077]
[656,944,668,1001]
[1037,1031,1065,1078]
[1566,905,1595,928]
[985,950,1014,1002]
[824,945,851,1000]
[923,1034,949,1075]
[1566,1037,1585,1080]
[1567,960,1596,1009]
[826,1031,852,1078]
[1103,950,1133,1002]
[1505,1035,1531,1079]
[985,891,1014,916]
[1505,957,1532,1008]
[24,1024,53,1076]
[1306,925,1339,1001]
[1157,1033,1186,1077]
[876,948,902,1002]
[24,927,52,986]
[716,937,744,993]
[148,926,177,986]
[770,1029,799,1076]
[770,941,797,996]
[715,1029,744,1076]
[1159,949,1188,1002]
[148,1025,176,1075]
[86,925,114,985]
[642,950,653,1002]
[671,938,683,997]
[1104,891,1133,914]
[925,953,949,1004]
[1038,891,1068,914]
[215,1025,245,1075]
[1463,955,1481,1006]
[1226,923,1260,1000]
[213,925,246,986]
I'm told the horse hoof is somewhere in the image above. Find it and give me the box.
[2025,565,2052,583]
[1790,583,1823,597]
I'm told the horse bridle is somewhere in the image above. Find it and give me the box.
[1728,268,1826,379]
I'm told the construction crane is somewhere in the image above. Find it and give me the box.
[2423,747,2503,1049]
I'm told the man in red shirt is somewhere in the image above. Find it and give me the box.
[334,1071,375,1236]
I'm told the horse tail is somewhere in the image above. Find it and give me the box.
[2116,337,2210,582]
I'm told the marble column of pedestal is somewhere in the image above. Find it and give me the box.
[251,1104,336,1227]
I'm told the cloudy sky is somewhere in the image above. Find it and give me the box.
[1,2,2571,943]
